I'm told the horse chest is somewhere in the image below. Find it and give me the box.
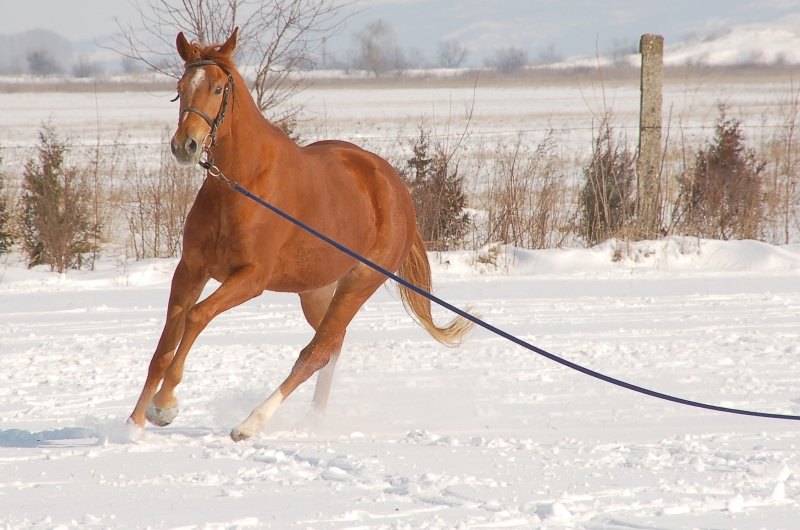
[184,203,260,273]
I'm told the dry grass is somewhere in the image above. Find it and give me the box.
[115,138,202,260]
[480,130,576,249]
[0,78,173,94]
[2,64,797,95]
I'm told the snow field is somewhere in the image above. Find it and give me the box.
[1,239,800,528]
[2,67,800,528]
[0,74,796,174]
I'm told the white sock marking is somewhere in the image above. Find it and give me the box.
[232,389,284,438]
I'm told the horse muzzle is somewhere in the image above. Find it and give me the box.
[170,133,203,165]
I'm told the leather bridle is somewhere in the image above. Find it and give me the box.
[177,59,234,159]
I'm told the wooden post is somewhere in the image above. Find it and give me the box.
[637,34,663,239]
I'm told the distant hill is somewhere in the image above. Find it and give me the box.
[551,26,800,69]
[4,23,800,78]
[663,26,800,66]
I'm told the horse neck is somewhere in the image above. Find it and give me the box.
[211,69,296,184]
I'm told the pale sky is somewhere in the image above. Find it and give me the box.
[4,0,800,61]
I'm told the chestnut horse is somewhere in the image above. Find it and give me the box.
[128,28,472,441]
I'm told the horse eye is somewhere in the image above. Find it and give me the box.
[215,86,223,95]
[170,93,180,102]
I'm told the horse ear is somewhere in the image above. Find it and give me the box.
[218,27,239,56]
[176,32,192,61]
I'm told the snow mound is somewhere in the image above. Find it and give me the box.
[432,237,800,279]
[3,238,800,292]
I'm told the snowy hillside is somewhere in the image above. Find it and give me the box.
[2,238,800,528]
[551,25,800,69]
[663,26,800,66]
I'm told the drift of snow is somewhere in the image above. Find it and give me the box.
[2,237,800,528]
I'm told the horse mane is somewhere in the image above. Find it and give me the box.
[184,37,285,134]
[186,41,238,73]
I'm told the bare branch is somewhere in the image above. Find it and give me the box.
[108,0,349,115]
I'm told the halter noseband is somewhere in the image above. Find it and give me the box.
[180,59,234,155]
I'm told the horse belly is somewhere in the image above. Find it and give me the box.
[265,245,358,293]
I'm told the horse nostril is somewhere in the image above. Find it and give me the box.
[186,138,198,154]
[170,138,179,157]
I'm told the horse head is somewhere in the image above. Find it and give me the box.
[170,28,238,165]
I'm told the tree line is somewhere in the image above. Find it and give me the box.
[11,1,537,82]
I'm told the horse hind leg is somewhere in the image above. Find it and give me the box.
[311,353,339,411]
[230,332,345,441]
[231,273,384,441]
[298,282,341,411]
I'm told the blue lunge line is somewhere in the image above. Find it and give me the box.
[232,182,800,421]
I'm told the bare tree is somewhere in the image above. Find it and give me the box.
[437,40,469,69]
[534,43,563,66]
[27,49,61,76]
[485,46,529,74]
[352,19,405,76]
[610,38,637,67]
[73,55,104,78]
[112,0,346,118]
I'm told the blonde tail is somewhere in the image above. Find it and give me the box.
[397,231,474,347]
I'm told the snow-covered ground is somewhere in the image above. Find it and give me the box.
[3,39,800,527]
[2,237,800,529]
[1,72,796,181]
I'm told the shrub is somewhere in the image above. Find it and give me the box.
[20,126,99,271]
[580,120,636,246]
[400,127,470,251]
[675,106,765,240]
[0,154,13,255]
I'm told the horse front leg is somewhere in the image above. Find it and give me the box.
[129,260,207,428]
[146,264,266,427]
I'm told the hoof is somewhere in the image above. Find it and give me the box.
[126,416,145,429]
[146,402,179,427]
[229,427,251,442]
